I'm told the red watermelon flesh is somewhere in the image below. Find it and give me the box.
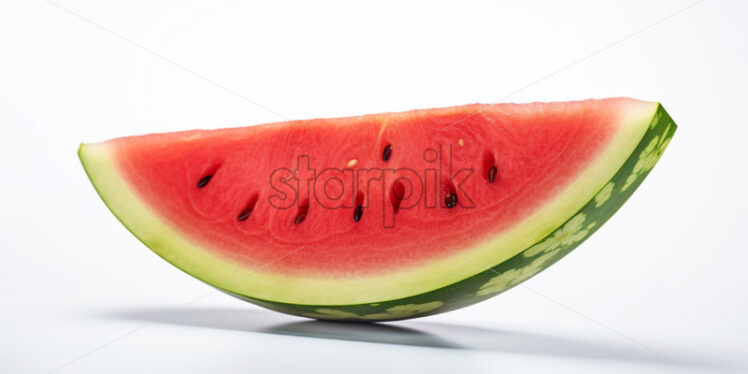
[79,98,674,316]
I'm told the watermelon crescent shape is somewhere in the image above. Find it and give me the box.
[79,98,676,321]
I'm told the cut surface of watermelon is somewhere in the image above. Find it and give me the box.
[79,98,676,321]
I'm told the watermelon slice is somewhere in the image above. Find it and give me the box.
[79,98,676,321]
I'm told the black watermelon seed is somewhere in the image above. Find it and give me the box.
[237,208,252,222]
[353,205,363,222]
[197,175,213,188]
[445,193,458,208]
[488,166,497,183]
[294,213,306,225]
[382,144,392,161]
[295,202,309,225]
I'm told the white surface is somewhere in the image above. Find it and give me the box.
[1,0,747,373]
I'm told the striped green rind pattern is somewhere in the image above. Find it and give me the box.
[225,104,677,321]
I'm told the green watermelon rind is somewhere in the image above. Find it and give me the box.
[225,104,677,321]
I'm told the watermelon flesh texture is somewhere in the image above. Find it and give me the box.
[79,98,676,321]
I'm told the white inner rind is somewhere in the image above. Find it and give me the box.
[79,101,657,305]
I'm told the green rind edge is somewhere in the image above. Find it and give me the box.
[223,104,677,321]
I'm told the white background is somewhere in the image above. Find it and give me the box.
[1,0,747,373]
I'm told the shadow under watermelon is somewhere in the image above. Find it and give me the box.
[102,307,734,371]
